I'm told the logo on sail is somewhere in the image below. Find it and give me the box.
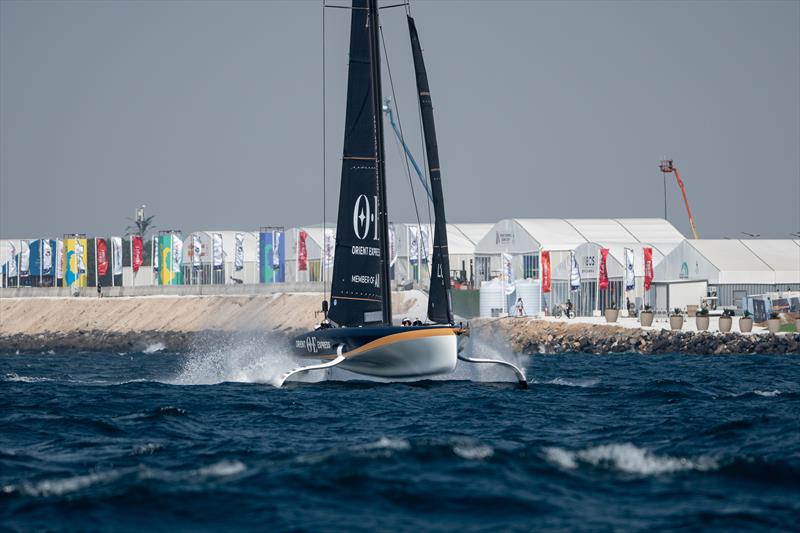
[353,194,372,240]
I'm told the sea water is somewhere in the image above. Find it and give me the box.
[1,349,799,531]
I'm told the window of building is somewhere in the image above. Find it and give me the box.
[523,254,539,279]
[475,256,491,282]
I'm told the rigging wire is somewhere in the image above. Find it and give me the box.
[321,0,327,304]
[379,24,427,283]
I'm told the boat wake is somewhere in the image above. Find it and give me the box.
[167,332,527,387]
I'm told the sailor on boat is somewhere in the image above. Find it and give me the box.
[279,0,527,388]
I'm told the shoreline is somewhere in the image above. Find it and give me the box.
[1,294,797,355]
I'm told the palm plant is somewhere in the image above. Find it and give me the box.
[126,215,156,238]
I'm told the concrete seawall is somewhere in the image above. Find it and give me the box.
[471,317,800,355]
[0,291,430,353]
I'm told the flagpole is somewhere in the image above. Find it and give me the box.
[39,239,43,287]
[17,239,21,288]
[152,235,156,286]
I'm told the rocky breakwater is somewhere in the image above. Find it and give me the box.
[470,318,800,355]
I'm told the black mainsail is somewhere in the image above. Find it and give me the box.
[329,0,392,327]
[408,16,453,324]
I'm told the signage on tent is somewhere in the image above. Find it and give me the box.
[496,232,514,245]
[680,262,689,279]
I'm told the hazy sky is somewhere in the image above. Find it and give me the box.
[1,0,798,240]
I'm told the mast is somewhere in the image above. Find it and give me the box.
[408,15,453,324]
[368,0,391,325]
[328,0,391,327]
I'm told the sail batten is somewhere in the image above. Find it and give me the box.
[329,0,391,327]
[408,16,453,325]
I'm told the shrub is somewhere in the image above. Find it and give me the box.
[671,308,682,316]
[742,310,752,318]
[769,311,780,320]
[722,309,735,318]
[697,307,710,316]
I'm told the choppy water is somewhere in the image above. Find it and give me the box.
[1,346,799,531]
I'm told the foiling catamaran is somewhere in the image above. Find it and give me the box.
[280,0,527,388]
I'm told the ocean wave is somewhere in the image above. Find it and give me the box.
[143,342,166,354]
[536,377,600,388]
[543,443,718,476]
[3,469,129,497]
[3,460,247,498]
[753,389,781,397]
[2,373,54,383]
[453,443,494,460]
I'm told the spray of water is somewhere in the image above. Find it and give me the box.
[169,329,527,387]
[169,332,320,387]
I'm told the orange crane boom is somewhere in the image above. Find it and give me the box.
[660,160,699,239]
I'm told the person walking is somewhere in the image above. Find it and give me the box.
[515,297,525,317]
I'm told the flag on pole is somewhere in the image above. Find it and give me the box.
[624,247,635,291]
[112,237,123,276]
[388,224,397,267]
[97,239,109,277]
[570,250,581,291]
[212,233,223,270]
[297,231,308,272]
[132,236,144,273]
[644,247,654,291]
[75,240,86,274]
[420,225,430,264]
[152,236,159,272]
[502,252,515,295]
[192,234,202,270]
[19,241,30,275]
[323,229,335,268]
[599,248,609,290]
[272,231,281,271]
[7,242,17,277]
[55,240,64,279]
[541,250,551,293]
[234,232,244,271]
[42,240,53,275]
[408,226,419,265]
[172,236,183,274]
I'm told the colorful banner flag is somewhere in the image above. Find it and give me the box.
[599,248,609,290]
[65,238,88,287]
[192,234,202,270]
[541,250,551,293]
[297,231,308,272]
[19,241,30,275]
[644,247,653,291]
[624,247,635,291]
[234,233,244,272]
[212,233,223,270]
[323,229,335,268]
[570,250,581,291]
[158,235,170,284]
[132,236,144,273]
[112,237,123,276]
[97,239,109,277]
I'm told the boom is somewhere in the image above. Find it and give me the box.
[660,160,699,239]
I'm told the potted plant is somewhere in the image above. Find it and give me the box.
[719,309,734,333]
[670,308,684,330]
[640,304,654,327]
[739,310,753,333]
[604,301,619,323]
[767,311,782,334]
[695,307,710,331]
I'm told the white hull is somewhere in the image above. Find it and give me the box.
[340,330,458,378]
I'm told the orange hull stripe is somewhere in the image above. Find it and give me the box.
[345,328,456,358]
